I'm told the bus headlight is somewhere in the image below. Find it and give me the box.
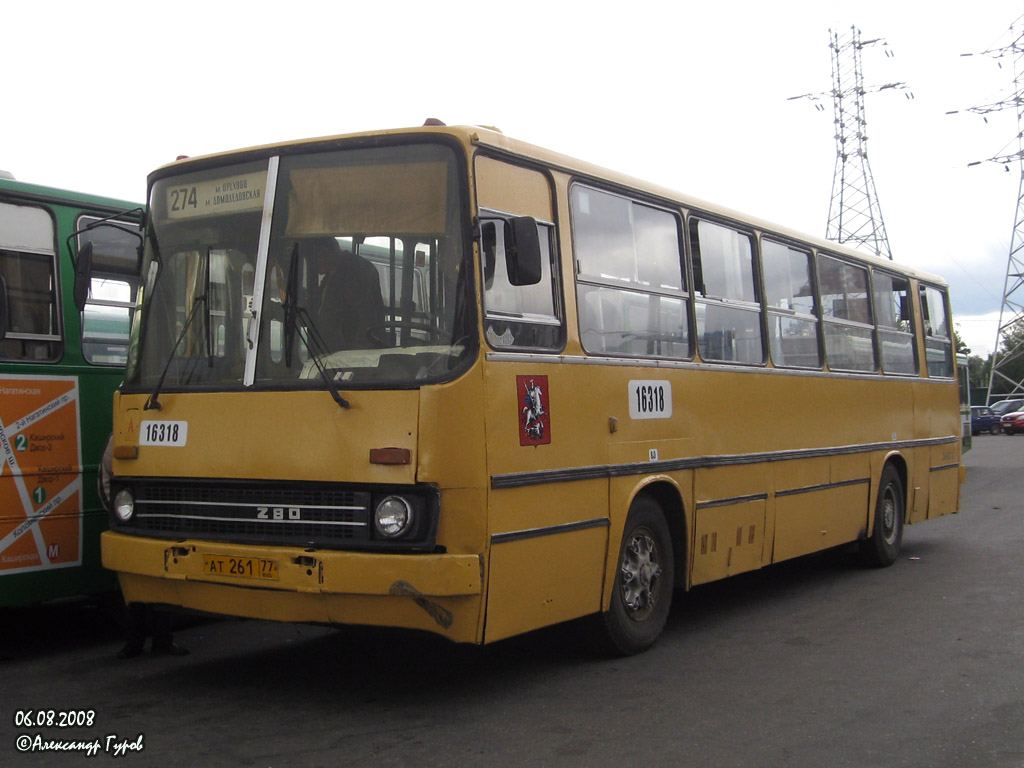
[113,488,135,523]
[374,496,414,538]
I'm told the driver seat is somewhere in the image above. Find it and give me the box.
[317,246,386,350]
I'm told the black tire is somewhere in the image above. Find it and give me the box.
[859,464,904,567]
[990,424,1000,435]
[598,496,674,655]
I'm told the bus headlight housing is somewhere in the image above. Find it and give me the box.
[374,495,414,538]
[98,435,114,513]
[113,488,135,523]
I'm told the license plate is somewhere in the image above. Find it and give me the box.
[203,554,279,581]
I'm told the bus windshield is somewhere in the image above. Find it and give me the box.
[127,142,474,393]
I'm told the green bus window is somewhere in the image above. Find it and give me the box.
[77,216,141,366]
[0,201,60,361]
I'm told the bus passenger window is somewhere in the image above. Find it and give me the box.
[920,284,953,378]
[571,186,688,359]
[690,219,762,364]
[762,239,820,369]
[818,254,876,372]
[480,215,562,351]
[874,271,917,375]
[0,202,60,361]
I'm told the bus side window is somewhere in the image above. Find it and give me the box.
[0,201,60,361]
[818,254,877,373]
[761,238,821,369]
[920,284,954,378]
[572,186,689,360]
[690,218,762,364]
[77,217,142,366]
[873,271,917,375]
[480,215,562,351]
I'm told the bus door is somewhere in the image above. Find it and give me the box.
[475,156,607,642]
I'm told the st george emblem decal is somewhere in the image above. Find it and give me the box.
[517,375,551,446]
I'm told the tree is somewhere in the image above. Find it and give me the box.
[969,353,991,390]
[954,328,970,354]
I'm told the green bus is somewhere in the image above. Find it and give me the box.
[0,171,141,607]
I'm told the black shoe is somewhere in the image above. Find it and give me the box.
[152,638,189,656]
[117,641,145,659]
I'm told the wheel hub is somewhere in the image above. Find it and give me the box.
[621,531,662,617]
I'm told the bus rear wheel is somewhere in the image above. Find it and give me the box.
[859,464,904,567]
[599,496,674,655]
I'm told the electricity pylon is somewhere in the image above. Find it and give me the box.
[790,26,911,259]
[951,17,1024,404]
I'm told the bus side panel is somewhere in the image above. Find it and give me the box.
[691,465,769,585]
[481,357,612,642]
[907,446,931,525]
[927,447,960,520]
[928,380,963,520]
[771,455,829,564]
[485,517,607,643]
[773,453,870,563]
[691,499,766,585]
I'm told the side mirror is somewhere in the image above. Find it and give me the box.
[73,240,94,312]
[506,216,542,287]
[0,275,8,340]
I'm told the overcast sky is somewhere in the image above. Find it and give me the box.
[5,1,1021,354]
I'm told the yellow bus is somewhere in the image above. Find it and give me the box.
[99,124,962,654]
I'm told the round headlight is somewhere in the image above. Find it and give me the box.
[374,496,413,538]
[113,488,135,522]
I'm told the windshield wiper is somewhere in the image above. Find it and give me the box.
[144,247,213,410]
[280,243,350,410]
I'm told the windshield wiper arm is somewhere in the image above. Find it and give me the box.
[292,305,351,410]
[278,243,349,409]
[144,248,212,411]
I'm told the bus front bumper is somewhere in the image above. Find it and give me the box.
[101,531,484,642]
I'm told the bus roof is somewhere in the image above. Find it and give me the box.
[152,123,948,287]
[0,175,141,214]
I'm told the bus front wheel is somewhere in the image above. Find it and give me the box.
[600,496,674,655]
[860,464,904,567]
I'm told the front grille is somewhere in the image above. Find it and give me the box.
[123,481,371,548]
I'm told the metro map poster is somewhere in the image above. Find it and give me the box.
[0,374,83,574]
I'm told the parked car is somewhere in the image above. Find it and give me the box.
[1001,410,1024,435]
[971,405,1002,435]
[990,398,1024,417]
